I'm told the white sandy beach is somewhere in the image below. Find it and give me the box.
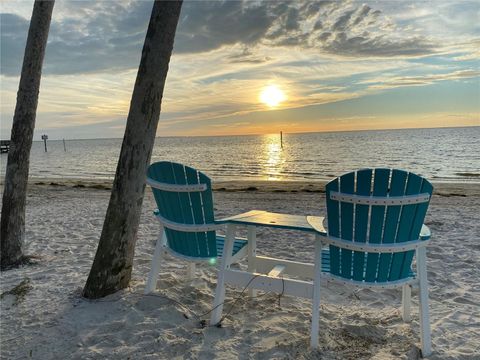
[1,180,479,359]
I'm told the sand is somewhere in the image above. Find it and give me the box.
[1,180,479,359]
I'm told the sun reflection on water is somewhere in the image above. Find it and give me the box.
[261,133,286,180]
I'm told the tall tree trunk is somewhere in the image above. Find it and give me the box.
[1,0,55,270]
[83,0,183,299]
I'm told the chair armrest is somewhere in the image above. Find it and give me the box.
[154,212,223,232]
[147,177,207,192]
[306,216,327,236]
[420,224,431,240]
[320,235,429,252]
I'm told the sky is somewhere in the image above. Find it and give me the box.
[0,0,479,139]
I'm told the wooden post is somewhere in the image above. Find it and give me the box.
[41,134,48,152]
[63,138,66,152]
[280,131,283,148]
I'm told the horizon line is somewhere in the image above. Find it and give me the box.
[16,124,480,142]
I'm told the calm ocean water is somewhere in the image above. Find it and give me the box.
[1,127,479,183]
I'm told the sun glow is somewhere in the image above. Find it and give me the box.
[259,85,286,108]
[261,134,286,180]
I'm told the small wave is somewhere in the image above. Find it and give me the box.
[455,172,480,178]
[280,171,317,176]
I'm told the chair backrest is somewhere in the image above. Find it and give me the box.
[147,161,217,259]
[325,168,433,283]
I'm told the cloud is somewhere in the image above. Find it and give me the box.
[1,0,447,77]
[226,48,272,64]
[1,1,152,76]
[450,39,480,61]
[174,1,275,53]
[321,33,436,57]
[364,69,480,90]
[1,1,277,76]
[1,0,477,139]
[266,2,437,57]
[0,13,29,75]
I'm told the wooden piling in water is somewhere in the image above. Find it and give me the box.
[41,134,48,152]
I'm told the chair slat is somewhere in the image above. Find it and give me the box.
[399,178,433,278]
[185,166,212,257]
[377,169,408,282]
[365,168,390,282]
[148,163,176,253]
[326,178,340,275]
[389,173,423,281]
[198,171,217,257]
[163,162,190,255]
[340,172,355,279]
[352,169,372,281]
[151,165,169,251]
[172,163,199,257]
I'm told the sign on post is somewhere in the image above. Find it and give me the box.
[41,134,48,152]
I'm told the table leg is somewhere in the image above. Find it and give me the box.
[210,224,236,325]
[247,225,257,298]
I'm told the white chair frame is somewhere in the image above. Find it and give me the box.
[144,220,248,293]
[144,179,248,294]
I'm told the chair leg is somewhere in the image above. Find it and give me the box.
[210,224,236,325]
[402,284,412,322]
[145,228,165,294]
[247,226,257,298]
[187,263,196,280]
[310,236,323,349]
[417,247,432,357]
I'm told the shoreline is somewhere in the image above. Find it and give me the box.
[1,177,479,197]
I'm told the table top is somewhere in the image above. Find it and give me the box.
[216,210,430,240]
[217,210,326,234]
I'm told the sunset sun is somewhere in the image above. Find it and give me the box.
[259,85,286,108]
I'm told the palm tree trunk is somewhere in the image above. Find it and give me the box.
[1,0,55,270]
[83,0,183,298]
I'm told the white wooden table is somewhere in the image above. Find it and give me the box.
[212,210,326,310]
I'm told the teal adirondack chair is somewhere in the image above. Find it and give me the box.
[308,168,433,355]
[144,161,248,293]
